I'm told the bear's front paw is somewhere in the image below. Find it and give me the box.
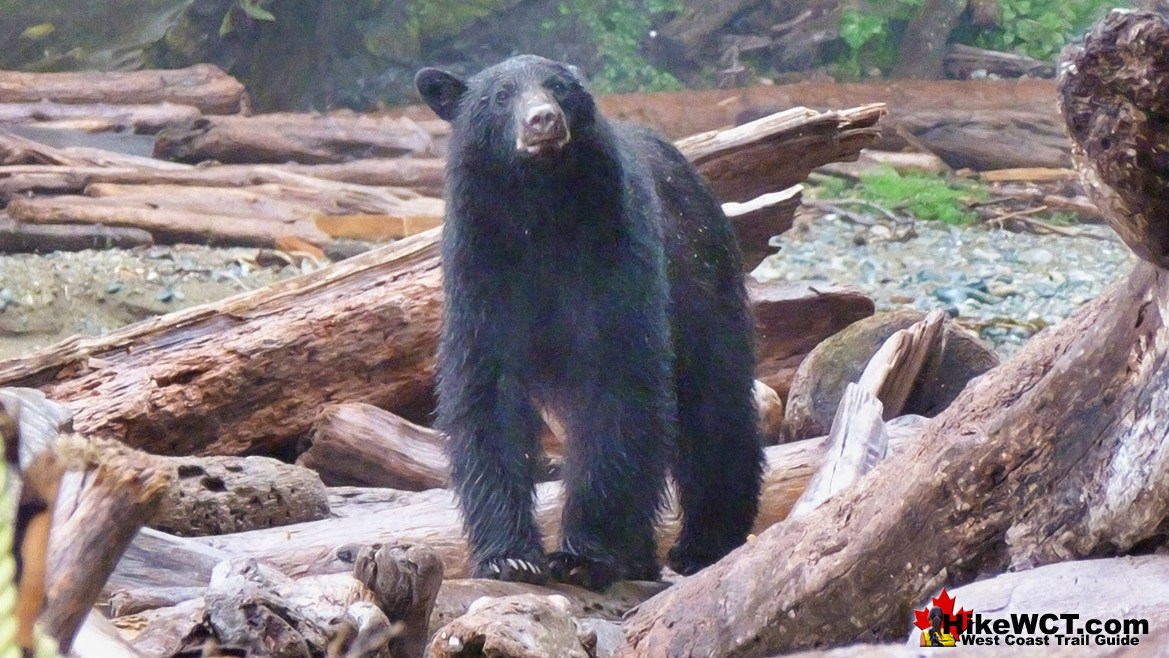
[473,554,549,584]
[547,551,623,591]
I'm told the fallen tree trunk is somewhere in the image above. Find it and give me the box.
[617,14,1169,655]
[0,65,247,115]
[0,214,153,253]
[0,225,869,456]
[618,259,1169,657]
[0,158,448,201]
[0,101,204,135]
[154,112,443,164]
[110,421,923,588]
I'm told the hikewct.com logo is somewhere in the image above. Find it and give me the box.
[914,589,1149,647]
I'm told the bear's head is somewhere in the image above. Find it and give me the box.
[415,55,596,161]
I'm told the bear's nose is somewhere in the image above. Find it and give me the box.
[525,104,562,134]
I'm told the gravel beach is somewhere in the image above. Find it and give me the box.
[753,214,1138,357]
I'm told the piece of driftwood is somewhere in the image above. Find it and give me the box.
[721,185,802,268]
[43,438,174,652]
[0,158,448,201]
[299,403,451,490]
[106,586,206,617]
[881,108,1071,170]
[944,43,1057,80]
[302,382,785,489]
[426,594,594,658]
[620,258,1169,655]
[107,419,923,590]
[0,65,247,114]
[784,310,999,441]
[72,612,147,658]
[152,455,329,537]
[789,312,943,518]
[5,180,444,248]
[0,101,205,135]
[0,224,870,456]
[1059,10,1169,268]
[353,544,444,658]
[154,112,441,164]
[677,104,885,204]
[750,279,876,400]
[0,214,153,253]
[326,486,448,519]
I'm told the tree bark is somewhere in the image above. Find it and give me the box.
[1058,10,1169,268]
[892,0,970,79]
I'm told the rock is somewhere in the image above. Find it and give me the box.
[783,310,1000,441]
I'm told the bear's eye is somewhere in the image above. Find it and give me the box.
[547,79,567,95]
[493,88,512,104]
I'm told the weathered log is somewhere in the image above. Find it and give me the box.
[326,486,447,519]
[676,103,885,204]
[0,65,247,114]
[721,186,802,269]
[154,112,442,164]
[0,221,869,456]
[5,180,444,248]
[73,612,147,658]
[750,279,876,400]
[884,108,1071,170]
[0,158,447,200]
[43,438,174,652]
[0,101,204,135]
[152,455,329,537]
[0,214,153,253]
[617,260,1169,656]
[784,310,999,441]
[108,419,923,589]
[354,543,444,658]
[299,402,450,490]
[944,43,1056,80]
[426,594,594,658]
[1058,10,1169,268]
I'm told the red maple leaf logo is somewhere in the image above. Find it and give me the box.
[913,588,973,633]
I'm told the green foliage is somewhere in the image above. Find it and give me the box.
[860,167,984,225]
[559,0,683,94]
[833,1,922,79]
[811,167,986,225]
[970,0,1116,60]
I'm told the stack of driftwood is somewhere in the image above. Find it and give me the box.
[4,9,1169,658]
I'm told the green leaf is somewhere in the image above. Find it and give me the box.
[239,0,276,21]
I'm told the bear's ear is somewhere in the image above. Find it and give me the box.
[415,68,467,122]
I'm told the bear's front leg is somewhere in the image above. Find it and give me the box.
[440,360,548,583]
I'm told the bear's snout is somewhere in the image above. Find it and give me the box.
[516,91,570,155]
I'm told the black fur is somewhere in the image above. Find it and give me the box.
[416,55,764,590]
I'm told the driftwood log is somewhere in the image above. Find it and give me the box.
[0,224,871,456]
[108,418,924,591]
[615,13,1169,655]
[154,113,444,164]
[0,65,247,115]
[44,438,173,652]
[0,101,205,135]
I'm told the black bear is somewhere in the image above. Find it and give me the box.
[415,55,763,590]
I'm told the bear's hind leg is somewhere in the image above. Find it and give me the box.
[550,385,672,590]
[667,306,764,576]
